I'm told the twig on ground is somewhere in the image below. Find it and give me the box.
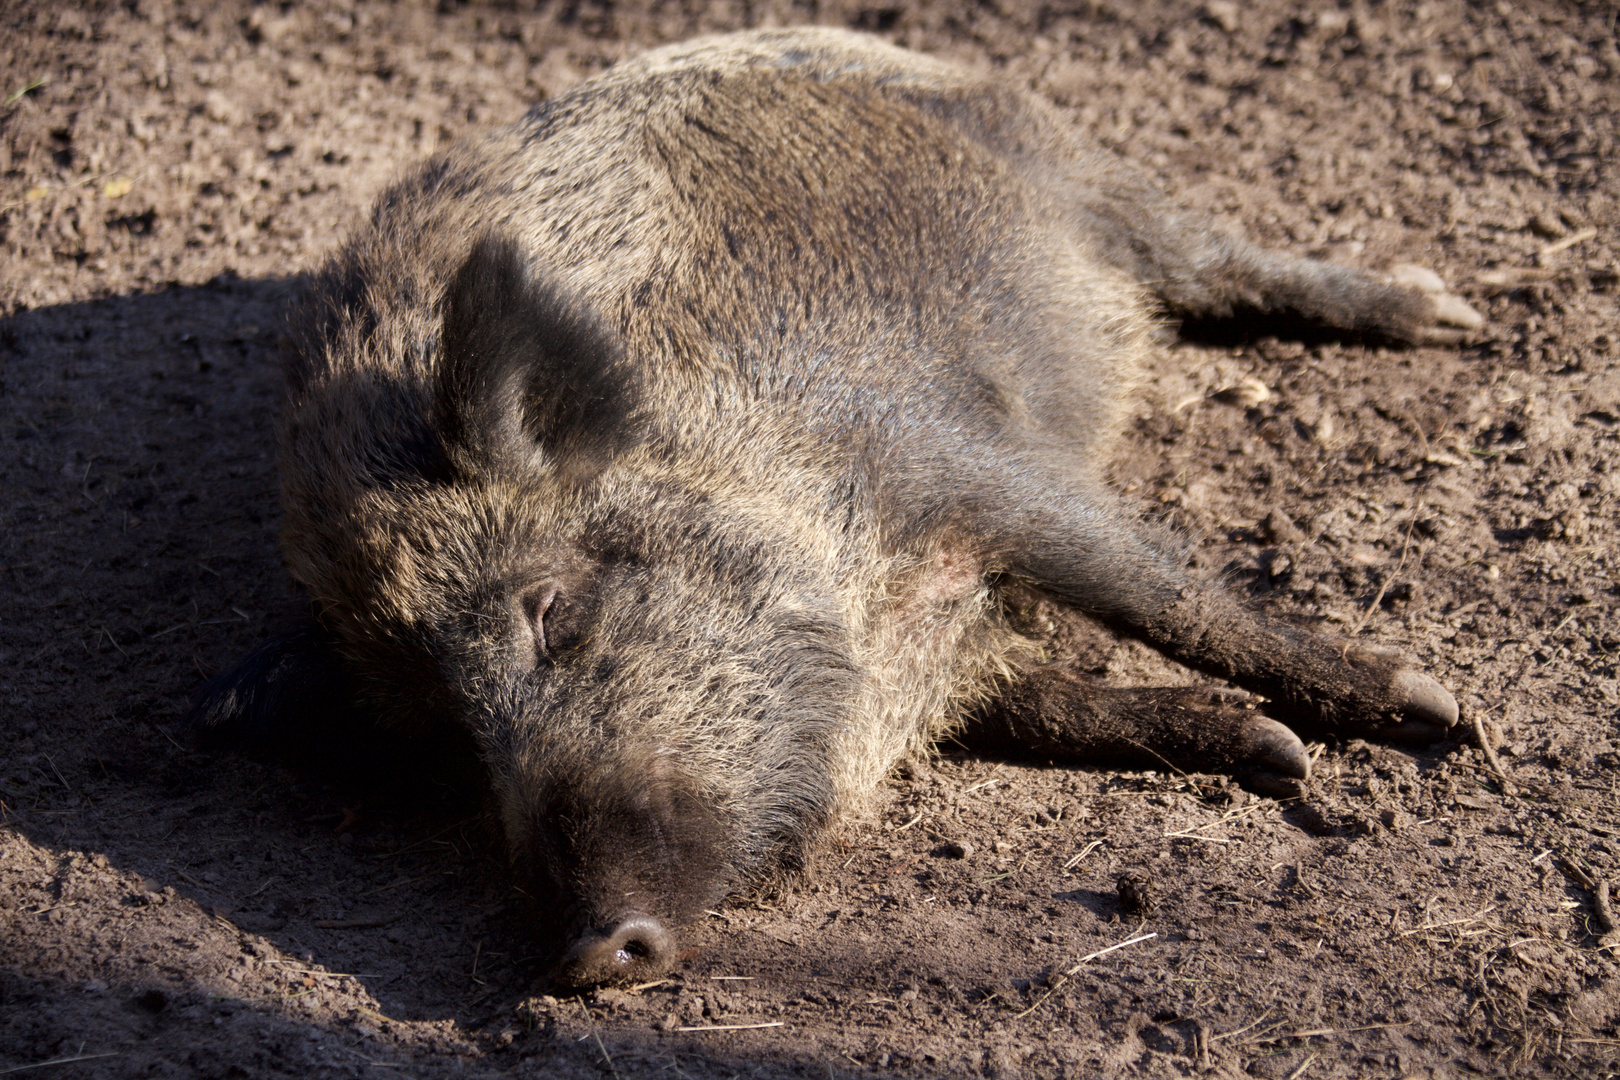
[1012,930,1158,1021]
[1471,711,1514,794]
[1209,1010,1274,1042]
[1349,506,1419,638]
[673,1022,784,1032]
[1283,1053,1318,1080]
[1595,879,1616,934]
[1556,857,1597,891]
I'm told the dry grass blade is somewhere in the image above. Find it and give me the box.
[314,915,403,930]
[1011,931,1158,1021]
[1471,712,1514,793]
[1283,1052,1318,1080]
[1064,931,1157,974]
[1209,1011,1274,1043]
[1398,905,1497,937]
[673,1022,785,1032]
[1062,839,1104,869]
[1164,801,1264,841]
[1349,506,1419,638]
[592,1030,621,1080]
[0,1051,120,1076]
[1247,1020,1412,1044]
[1538,226,1598,256]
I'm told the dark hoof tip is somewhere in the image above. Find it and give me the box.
[1245,717,1310,781]
[559,914,673,988]
[1391,669,1460,728]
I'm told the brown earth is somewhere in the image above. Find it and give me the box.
[2,1,1618,1077]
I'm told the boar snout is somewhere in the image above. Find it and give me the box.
[497,748,730,985]
[559,913,674,987]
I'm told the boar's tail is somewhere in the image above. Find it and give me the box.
[435,232,641,485]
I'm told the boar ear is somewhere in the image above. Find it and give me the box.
[187,623,358,756]
[438,233,639,482]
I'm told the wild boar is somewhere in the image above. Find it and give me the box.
[190,27,1477,987]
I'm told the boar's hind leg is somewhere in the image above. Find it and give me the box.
[1089,202,1482,345]
[999,484,1459,745]
[966,667,1312,782]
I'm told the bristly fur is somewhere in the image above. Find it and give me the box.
[191,28,1467,980]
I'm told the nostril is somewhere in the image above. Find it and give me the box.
[617,937,653,963]
[608,914,670,967]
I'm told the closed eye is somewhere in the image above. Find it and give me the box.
[523,586,559,661]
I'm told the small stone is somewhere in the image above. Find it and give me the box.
[1529,212,1567,240]
[1213,377,1271,407]
[1203,1,1240,33]
[203,91,242,125]
[1312,9,1350,37]
[1261,510,1306,544]
[1116,871,1154,915]
[991,840,1012,855]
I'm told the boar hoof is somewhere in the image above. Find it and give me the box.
[1242,716,1311,781]
[1343,644,1460,730]
[1389,668,1461,729]
[559,914,673,987]
[1388,263,1484,344]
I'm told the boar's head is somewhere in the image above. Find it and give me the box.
[193,236,861,985]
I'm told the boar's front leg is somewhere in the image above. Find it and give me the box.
[967,668,1313,782]
[188,621,358,756]
[987,476,1459,771]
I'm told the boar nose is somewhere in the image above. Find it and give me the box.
[559,913,673,987]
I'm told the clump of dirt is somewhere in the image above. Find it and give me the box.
[2,1,1617,1077]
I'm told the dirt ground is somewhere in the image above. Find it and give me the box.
[2,0,1617,1077]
